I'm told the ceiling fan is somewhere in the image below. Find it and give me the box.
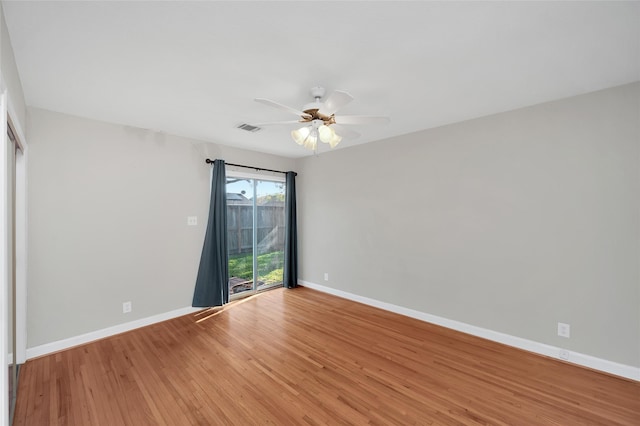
[253,86,390,151]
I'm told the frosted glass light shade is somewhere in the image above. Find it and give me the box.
[318,125,334,143]
[291,127,310,145]
[329,133,342,148]
[303,132,317,150]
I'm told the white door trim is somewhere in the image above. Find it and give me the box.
[10,114,26,364]
[0,86,9,426]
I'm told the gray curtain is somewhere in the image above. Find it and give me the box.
[283,171,298,288]
[193,159,229,307]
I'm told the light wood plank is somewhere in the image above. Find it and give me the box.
[14,287,640,425]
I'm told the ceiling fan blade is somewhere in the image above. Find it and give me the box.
[319,90,354,116]
[255,98,311,118]
[251,120,302,127]
[335,115,390,125]
[333,124,360,140]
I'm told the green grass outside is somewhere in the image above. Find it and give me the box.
[228,251,284,285]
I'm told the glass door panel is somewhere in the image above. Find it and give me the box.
[256,180,285,291]
[226,177,254,297]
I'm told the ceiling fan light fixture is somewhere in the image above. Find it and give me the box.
[302,129,317,151]
[291,126,310,145]
[318,124,334,143]
[328,132,342,149]
[293,123,340,150]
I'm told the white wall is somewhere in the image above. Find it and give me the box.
[26,107,296,348]
[0,4,25,130]
[297,83,640,368]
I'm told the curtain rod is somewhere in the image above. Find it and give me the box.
[205,158,296,176]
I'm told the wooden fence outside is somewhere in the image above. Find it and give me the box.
[227,204,285,255]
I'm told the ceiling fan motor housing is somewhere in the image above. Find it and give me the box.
[300,110,336,125]
[299,86,335,124]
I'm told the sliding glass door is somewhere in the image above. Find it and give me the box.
[226,175,285,299]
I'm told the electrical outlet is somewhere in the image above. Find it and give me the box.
[324,273,329,281]
[557,322,570,338]
[187,216,198,226]
[559,349,570,360]
[123,301,132,314]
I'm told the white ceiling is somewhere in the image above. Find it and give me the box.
[3,1,639,158]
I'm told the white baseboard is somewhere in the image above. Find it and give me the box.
[299,280,640,382]
[26,306,201,360]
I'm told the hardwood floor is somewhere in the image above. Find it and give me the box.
[14,287,640,425]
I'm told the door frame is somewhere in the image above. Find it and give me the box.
[0,74,28,425]
[225,170,285,301]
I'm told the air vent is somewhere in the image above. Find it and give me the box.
[236,123,261,132]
